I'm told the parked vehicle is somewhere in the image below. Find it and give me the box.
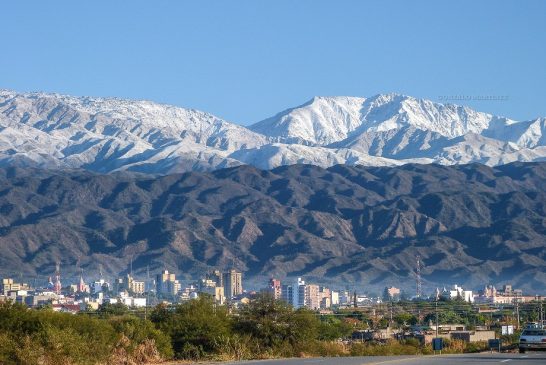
[519,328,546,353]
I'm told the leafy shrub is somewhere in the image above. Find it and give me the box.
[178,342,205,360]
[295,340,348,357]
[465,341,488,353]
[0,333,18,364]
[0,301,170,364]
[213,334,262,360]
[109,316,173,359]
[350,339,423,356]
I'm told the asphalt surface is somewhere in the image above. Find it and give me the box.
[209,352,546,365]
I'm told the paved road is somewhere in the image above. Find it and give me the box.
[209,352,546,365]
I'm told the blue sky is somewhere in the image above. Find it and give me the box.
[2,1,545,124]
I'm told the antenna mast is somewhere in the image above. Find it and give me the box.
[54,261,62,295]
[416,255,422,298]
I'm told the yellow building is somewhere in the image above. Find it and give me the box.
[156,270,179,296]
[1,278,29,295]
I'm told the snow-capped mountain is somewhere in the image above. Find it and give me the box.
[250,96,367,145]
[1,89,545,173]
[0,90,267,173]
[250,94,501,144]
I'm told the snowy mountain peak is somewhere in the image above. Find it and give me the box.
[1,89,222,128]
[0,89,545,174]
[250,93,503,146]
[364,94,496,137]
[250,95,367,145]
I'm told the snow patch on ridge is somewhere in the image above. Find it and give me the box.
[1,89,545,173]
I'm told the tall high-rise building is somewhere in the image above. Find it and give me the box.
[281,278,330,309]
[156,270,179,296]
[330,291,340,306]
[281,284,294,305]
[198,278,225,304]
[293,277,306,308]
[207,270,223,287]
[268,278,282,300]
[120,274,145,294]
[305,284,320,310]
[222,269,243,299]
[319,286,331,309]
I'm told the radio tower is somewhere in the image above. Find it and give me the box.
[416,255,422,298]
[53,262,62,295]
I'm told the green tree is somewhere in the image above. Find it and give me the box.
[151,296,231,359]
[98,302,129,317]
[233,294,321,351]
[318,315,353,340]
[424,309,464,325]
[394,313,418,327]
[289,308,320,343]
[234,293,295,348]
[150,303,171,324]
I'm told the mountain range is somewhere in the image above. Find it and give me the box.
[1,90,545,173]
[1,90,546,293]
[0,162,545,292]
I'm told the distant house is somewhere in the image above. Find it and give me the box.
[52,304,81,314]
[449,285,474,303]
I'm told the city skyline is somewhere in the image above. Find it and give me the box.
[1,1,545,363]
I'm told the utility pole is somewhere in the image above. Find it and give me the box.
[540,298,544,329]
[515,293,520,330]
[435,299,439,338]
[435,288,440,338]
[389,300,393,327]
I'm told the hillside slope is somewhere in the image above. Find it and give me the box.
[1,162,545,292]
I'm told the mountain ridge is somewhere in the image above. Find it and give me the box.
[1,89,546,174]
[0,162,545,292]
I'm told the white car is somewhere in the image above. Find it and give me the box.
[519,328,546,353]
